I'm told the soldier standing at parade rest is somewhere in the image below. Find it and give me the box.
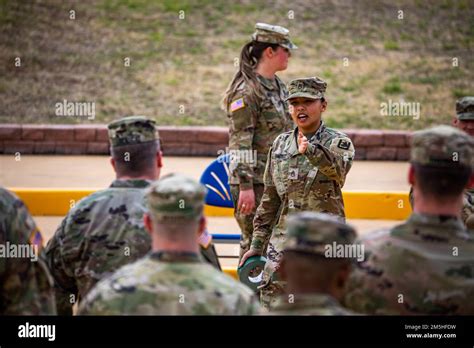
[222,23,296,260]
[0,187,56,314]
[45,116,220,315]
[79,174,260,315]
[240,76,355,308]
[270,212,357,315]
[344,125,474,315]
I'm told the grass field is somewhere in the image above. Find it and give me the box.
[0,0,473,130]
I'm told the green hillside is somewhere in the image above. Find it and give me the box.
[0,0,473,129]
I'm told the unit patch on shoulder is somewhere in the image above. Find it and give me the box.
[337,138,351,150]
[230,98,245,112]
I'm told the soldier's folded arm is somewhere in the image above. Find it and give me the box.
[229,93,259,190]
[250,148,281,253]
[44,219,79,316]
[304,136,355,187]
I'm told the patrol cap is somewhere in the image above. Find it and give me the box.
[238,255,266,292]
[286,77,327,101]
[411,125,474,169]
[147,173,207,221]
[284,212,357,256]
[456,97,474,121]
[108,116,159,147]
[252,22,297,50]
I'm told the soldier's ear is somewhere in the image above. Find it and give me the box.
[320,100,327,112]
[408,165,415,185]
[467,173,474,189]
[110,157,116,171]
[331,262,351,302]
[335,263,351,289]
[452,117,459,127]
[143,213,153,235]
[263,46,275,60]
[198,216,206,236]
[156,151,163,168]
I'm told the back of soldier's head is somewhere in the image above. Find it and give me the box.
[283,212,358,294]
[411,125,473,202]
[108,116,161,177]
[146,173,206,238]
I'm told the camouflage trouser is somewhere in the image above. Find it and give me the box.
[230,184,265,260]
[259,280,286,310]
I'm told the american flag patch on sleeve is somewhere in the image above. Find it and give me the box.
[230,97,245,112]
[198,229,212,248]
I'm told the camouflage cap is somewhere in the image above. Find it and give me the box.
[284,212,357,256]
[411,125,474,169]
[107,116,159,147]
[252,22,297,50]
[147,173,207,221]
[456,96,474,121]
[286,77,327,101]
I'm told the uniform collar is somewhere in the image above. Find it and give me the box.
[272,293,340,311]
[110,179,153,189]
[149,250,202,263]
[288,120,325,156]
[398,212,467,239]
[257,73,280,91]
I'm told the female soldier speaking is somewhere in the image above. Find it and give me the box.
[240,77,355,309]
[222,23,297,260]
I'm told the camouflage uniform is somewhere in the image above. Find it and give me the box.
[0,187,56,315]
[79,174,260,315]
[270,212,357,315]
[271,294,354,315]
[45,178,153,315]
[227,23,296,259]
[250,77,355,308]
[45,116,220,315]
[410,97,474,230]
[344,125,474,315]
[463,188,474,230]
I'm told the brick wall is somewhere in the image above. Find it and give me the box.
[0,124,412,160]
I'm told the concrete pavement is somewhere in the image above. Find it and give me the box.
[1,155,410,268]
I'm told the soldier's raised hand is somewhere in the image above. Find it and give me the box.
[298,131,309,154]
